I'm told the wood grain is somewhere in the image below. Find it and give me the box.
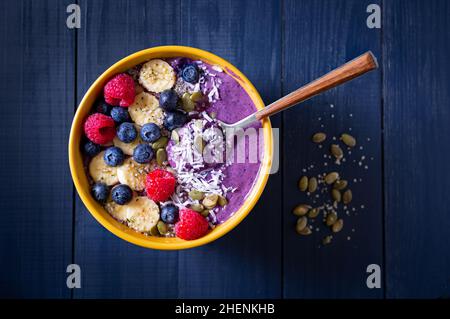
[0,0,74,298]
[74,0,181,298]
[383,0,450,298]
[282,0,383,298]
[177,0,283,298]
[256,52,377,120]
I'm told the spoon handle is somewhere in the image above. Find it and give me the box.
[254,51,378,120]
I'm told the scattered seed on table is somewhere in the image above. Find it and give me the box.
[312,132,326,143]
[298,176,308,191]
[308,207,320,218]
[325,172,339,184]
[343,189,353,204]
[308,177,318,193]
[296,217,308,233]
[326,211,338,226]
[331,189,342,202]
[322,235,333,245]
[293,204,311,216]
[332,219,344,233]
[340,133,356,147]
[333,179,348,190]
[298,227,312,236]
[330,144,343,160]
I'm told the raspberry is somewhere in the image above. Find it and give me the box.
[175,208,209,240]
[145,169,176,202]
[84,113,116,144]
[104,73,135,107]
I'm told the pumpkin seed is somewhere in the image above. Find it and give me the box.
[218,195,228,207]
[308,177,318,193]
[330,144,343,160]
[202,193,219,209]
[293,204,311,216]
[324,172,339,184]
[181,92,195,112]
[331,189,341,202]
[326,211,338,226]
[308,207,320,218]
[190,203,204,212]
[343,189,352,204]
[298,176,308,191]
[171,130,180,144]
[190,91,203,102]
[152,136,169,149]
[333,179,348,190]
[149,225,160,236]
[332,219,344,233]
[156,148,167,166]
[298,227,312,236]
[189,190,205,201]
[296,217,308,233]
[201,209,210,217]
[210,112,217,119]
[194,135,206,153]
[341,133,356,147]
[322,235,333,245]
[312,132,326,143]
[157,221,168,235]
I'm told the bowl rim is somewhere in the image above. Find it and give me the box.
[69,45,273,250]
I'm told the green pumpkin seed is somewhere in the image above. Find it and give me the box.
[341,133,356,147]
[194,135,206,153]
[298,226,312,236]
[332,219,344,233]
[156,148,167,166]
[312,132,326,143]
[343,189,352,204]
[296,217,308,233]
[202,193,219,209]
[218,195,228,207]
[333,179,348,190]
[190,203,204,212]
[201,209,210,217]
[149,225,160,236]
[171,130,180,144]
[324,172,339,184]
[331,189,342,202]
[189,190,205,201]
[152,136,169,150]
[298,176,308,191]
[330,144,343,160]
[322,235,332,245]
[209,112,217,119]
[157,221,168,235]
[308,207,320,218]
[308,177,318,193]
[190,91,203,102]
[181,92,195,112]
[326,211,338,226]
[293,204,311,216]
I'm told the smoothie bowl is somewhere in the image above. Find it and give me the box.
[69,46,272,250]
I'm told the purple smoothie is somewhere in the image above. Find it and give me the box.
[167,58,263,223]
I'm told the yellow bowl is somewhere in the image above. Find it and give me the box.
[69,46,273,250]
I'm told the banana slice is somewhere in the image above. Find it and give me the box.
[139,59,176,93]
[113,124,143,155]
[105,200,129,221]
[125,196,160,233]
[128,92,164,126]
[88,151,119,185]
[117,157,151,191]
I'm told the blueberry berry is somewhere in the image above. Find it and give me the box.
[95,100,112,114]
[159,89,179,111]
[117,122,137,143]
[160,203,179,224]
[83,140,101,157]
[110,106,130,123]
[140,123,161,143]
[133,144,154,163]
[104,146,124,166]
[111,184,132,205]
[181,64,199,83]
[91,183,109,203]
[163,110,188,131]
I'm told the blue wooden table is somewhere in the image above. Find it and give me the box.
[1,0,449,299]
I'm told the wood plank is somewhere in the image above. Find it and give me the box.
[283,0,384,298]
[177,0,283,298]
[0,0,74,298]
[383,0,450,298]
[74,0,180,298]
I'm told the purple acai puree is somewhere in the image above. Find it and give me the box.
[167,58,263,223]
